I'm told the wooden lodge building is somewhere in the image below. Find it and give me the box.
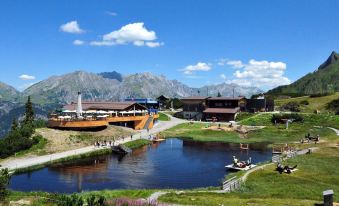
[181,96,273,122]
[48,93,159,130]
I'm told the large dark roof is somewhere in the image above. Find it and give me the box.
[181,96,210,100]
[208,97,245,101]
[203,107,240,114]
[63,101,147,111]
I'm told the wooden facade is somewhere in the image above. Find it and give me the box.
[48,114,159,130]
[181,96,244,122]
[48,119,108,130]
[48,101,159,130]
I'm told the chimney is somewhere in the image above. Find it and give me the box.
[76,92,82,117]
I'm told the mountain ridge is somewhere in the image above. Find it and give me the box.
[10,71,263,104]
[0,81,20,101]
[267,51,339,96]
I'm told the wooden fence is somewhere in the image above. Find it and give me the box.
[222,176,242,192]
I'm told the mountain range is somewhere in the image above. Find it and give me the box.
[1,71,262,104]
[0,71,262,137]
[267,51,339,96]
[1,51,338,137]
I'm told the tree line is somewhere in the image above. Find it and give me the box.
[0,96,45,159]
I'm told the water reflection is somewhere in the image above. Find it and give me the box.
[10,138,271,193]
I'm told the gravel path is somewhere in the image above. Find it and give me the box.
[0,114,185,172]
[327,127,339,136]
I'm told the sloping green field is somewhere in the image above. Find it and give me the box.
[275,92,339,113]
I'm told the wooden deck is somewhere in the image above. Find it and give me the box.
[48,114,159,130]
[48,119,108,129]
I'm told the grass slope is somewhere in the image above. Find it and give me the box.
[6,189,156,206]
[158,112,170,121]
[162,122,240,143]
[123,139,150,149]
[160,144,339,205]
[163,113,338,144]
[275,92,339,113]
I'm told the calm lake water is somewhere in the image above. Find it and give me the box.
[10,138,271,193]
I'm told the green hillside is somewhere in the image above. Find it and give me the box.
[267,51,339,96]
[275,92,339,113]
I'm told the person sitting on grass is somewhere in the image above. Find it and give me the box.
[314,135,320,143]
[276,163,297,174]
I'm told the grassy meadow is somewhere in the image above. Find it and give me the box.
[158,112,339,205]
[123,139,151,149]
[159,144,339,205]
[275,92,339,113]
[158,112,170,121]
[5,189,157,206]
[163,113,339,144]
[3,109,339,205]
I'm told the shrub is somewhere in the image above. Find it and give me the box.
[0,123,39,158]
[300,100,309,105]
[0,169,11,200]
[280,101,301,112]
[271,113,304,124]
[309,92,334,98]
[326,98,339,114]
[32,119,47,128]
[0,96,43,158]
[56,194,106,206]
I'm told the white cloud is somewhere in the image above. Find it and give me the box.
[73,39,84,45]
[90,41,116,46]
[60,21,85,34]
[220,74,227,80]
[226,59,291,89]
[217,59,244,68]
[226,60,244,68]
[182,62,212,75]
[19,74,35,80]
[145,41,164,48]
[217,58,227,66]
[90,22,163,48]
[106,11,117,16]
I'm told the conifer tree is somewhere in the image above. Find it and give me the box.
[10,118,18,131]
[0,168,11,200]
[23,96,34,125]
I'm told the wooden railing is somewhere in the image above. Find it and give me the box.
[222,176,242,192]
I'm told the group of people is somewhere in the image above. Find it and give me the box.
[94,134,139,147]
[300,133,320,144]
[232,156,252,168]
[94,140,114,147]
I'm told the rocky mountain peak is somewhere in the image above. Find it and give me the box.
[318,51,339,70]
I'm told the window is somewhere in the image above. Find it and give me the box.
[215,103,223,107]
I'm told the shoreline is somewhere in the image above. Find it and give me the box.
[0,114,185,173]
[3,113,338,205]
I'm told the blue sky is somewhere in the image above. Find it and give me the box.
[0,0,338,91]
